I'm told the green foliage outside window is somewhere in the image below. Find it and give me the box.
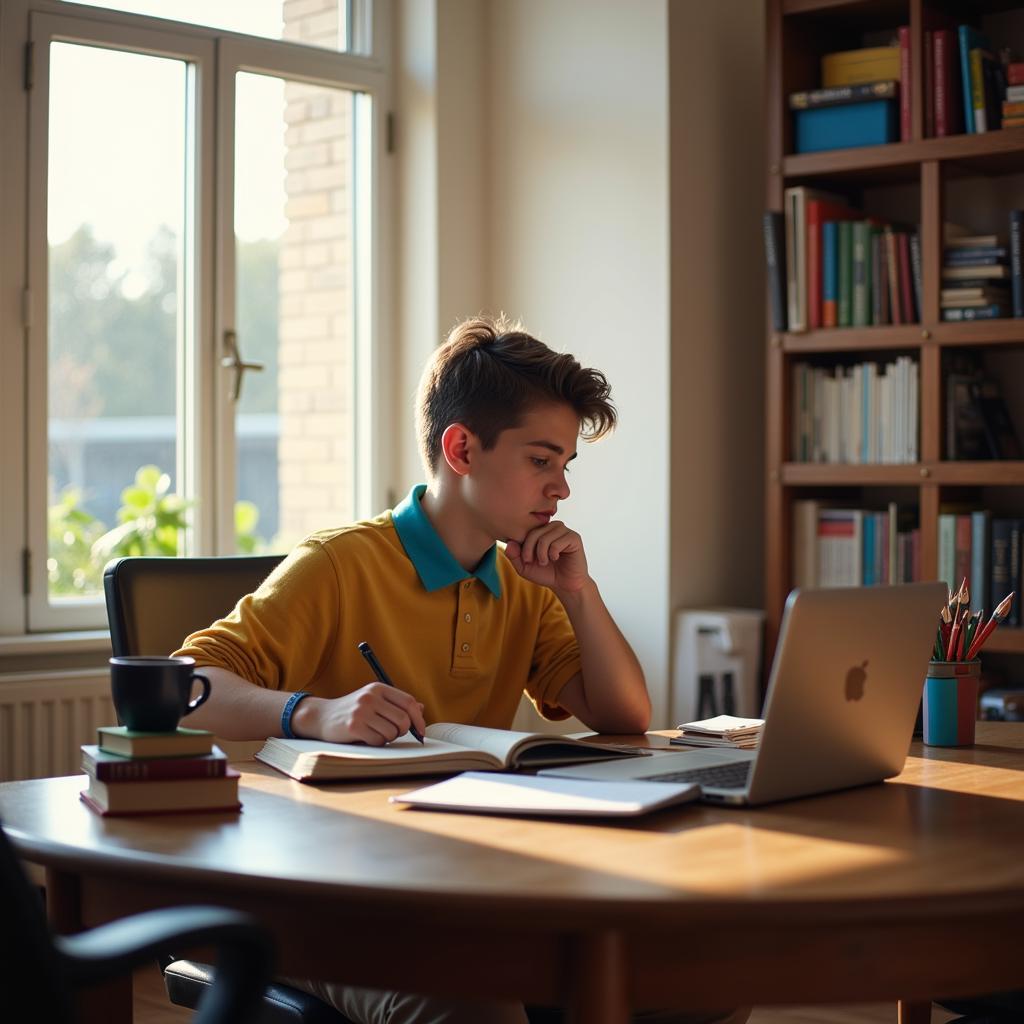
[47,465,267,598]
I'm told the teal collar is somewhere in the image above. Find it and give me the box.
[392,485,502,598]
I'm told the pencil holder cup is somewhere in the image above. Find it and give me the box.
[922,660,980,747]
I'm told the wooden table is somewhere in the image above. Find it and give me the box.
[3,723,1024,1024]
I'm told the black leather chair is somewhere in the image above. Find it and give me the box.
[1,812,272,1023]
[103,555,352,1024]
[103,555,567,1024]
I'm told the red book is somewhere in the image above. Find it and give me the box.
[1008,62,1024,86]
[899,26,912,141]
[933,30,963,136]
[81,744,228,782]
[898,232,915,322]
[806,199,854,330]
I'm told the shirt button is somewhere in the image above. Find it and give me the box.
[461,642,471,653]
[464,581,472,590]
[464,613,472,623]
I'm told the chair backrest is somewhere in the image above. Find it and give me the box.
[0,818,74,1020]
[103,556,285,657]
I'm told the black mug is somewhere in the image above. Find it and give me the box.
[109,656,211,733]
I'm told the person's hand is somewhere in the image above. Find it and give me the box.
[504,521,591,596]
[297,684,427,746]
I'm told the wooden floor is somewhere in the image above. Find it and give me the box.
[133,962,959,1023]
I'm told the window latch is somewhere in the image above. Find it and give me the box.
[221,329,264,402]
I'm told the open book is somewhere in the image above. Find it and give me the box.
[255,723,644,783]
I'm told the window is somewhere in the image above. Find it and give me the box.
[4,0,390,631]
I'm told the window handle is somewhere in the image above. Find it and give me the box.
[221,329,264,401]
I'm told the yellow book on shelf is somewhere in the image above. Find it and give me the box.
[822,46,900,87]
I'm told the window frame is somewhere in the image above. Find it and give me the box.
[1,0,393,635]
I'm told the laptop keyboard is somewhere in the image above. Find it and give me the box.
[647,761,752,790]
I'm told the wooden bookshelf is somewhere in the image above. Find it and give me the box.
[764,0,1024,668]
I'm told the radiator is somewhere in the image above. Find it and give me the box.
[0,671,114,781]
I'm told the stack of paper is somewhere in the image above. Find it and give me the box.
[671,715,764,750]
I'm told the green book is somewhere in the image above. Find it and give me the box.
[97,726,214,759]
[838,221,853,327]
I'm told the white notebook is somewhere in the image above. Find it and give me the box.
[390,771,700,818]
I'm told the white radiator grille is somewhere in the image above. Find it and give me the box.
[0,671,113,781]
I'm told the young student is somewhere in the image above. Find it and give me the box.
[176,316,747,1024]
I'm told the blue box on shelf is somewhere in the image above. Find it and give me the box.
[794,99,898,154]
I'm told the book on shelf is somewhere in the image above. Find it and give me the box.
[390,772,700,819]
[1011,210,1023,317]
[96,726,215,759]
[255,724,644,783]
[1009,62,1024,87]
[821,45,901,88]
[971,379,1024,459]
[933,29,964,136]
[943,264,1010,280]
[81,743,228,781]
[80,768,241,817]
[808,198,856,329]
[763,210,787,332]
[784,187,846,332]
[946,371,996,460]
[943,304,1008,320]
[788,81,897,110]
[937,510,976,595]
[957,26,989,134]
[991,518,1022,626]
[671,715,764,751]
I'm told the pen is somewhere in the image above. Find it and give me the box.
[357,641,425,744]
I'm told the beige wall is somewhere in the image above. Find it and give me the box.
[394,0,765,727]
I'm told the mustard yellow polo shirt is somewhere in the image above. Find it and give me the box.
[175,485,581,726]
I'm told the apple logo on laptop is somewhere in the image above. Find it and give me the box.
[845,660,868,701]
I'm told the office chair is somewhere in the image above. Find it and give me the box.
[104,554,352,1024]
[0,813,272,1023]
[103,556,568,1024]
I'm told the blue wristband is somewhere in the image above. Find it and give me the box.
[281,690,311,739]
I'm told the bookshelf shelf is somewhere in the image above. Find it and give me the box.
[782,462,1024,486]
[782,326,924,352]
[784,129,1024,181]
[765,0,1024,682]
[782,463,927,485]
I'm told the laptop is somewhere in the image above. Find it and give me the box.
[541,582,946,806]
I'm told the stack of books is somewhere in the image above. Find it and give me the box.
[671,715,764,751]
[80,726,241,817]
[942,232,1011,321]
[1002,76,1024,129]
[791,41,901,154]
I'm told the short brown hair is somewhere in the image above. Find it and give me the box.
[416,315,616,474]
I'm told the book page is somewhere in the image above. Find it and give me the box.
[424,723,531,765]
[262,736,500,768]
[424,724,639,768]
